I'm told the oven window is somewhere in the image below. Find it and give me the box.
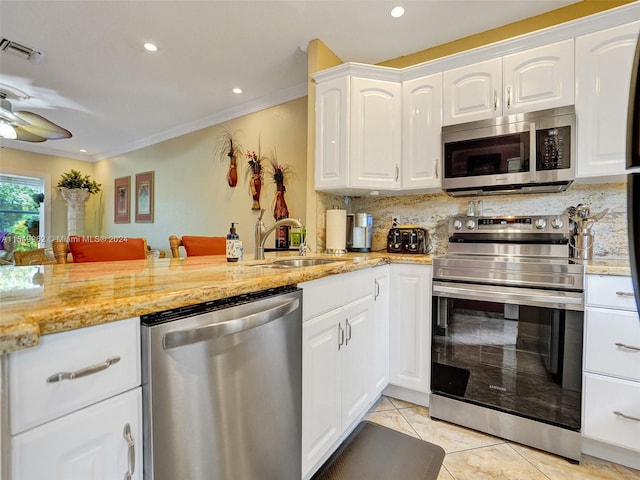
[432,296,582,431]
[444,133,530,178]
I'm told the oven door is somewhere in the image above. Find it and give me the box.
[431,281,583,431]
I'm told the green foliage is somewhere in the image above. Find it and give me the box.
[57,169,102,194]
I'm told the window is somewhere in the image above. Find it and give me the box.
[0,173,44,250]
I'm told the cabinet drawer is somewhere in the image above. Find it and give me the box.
[9,317,140,435]
[343,268,373,304]
[586,275,637,311]
[585,308,640,382]
[300,274,345,320]
[583,373,640,452]
[12,387,142,480]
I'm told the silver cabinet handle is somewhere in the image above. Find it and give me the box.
[338,323,345,350]
[493,90,498,110]
[163,298,299,349]
[46,356,121,383]
[614,411,640,422]
[123,423,135,480]
[615,342,640,352]
[506,86,511,109]
[345,319,352,345]
[615,291,635,297]
[395,164,399,182]
[435,159,439,179]
[374,279,380,300]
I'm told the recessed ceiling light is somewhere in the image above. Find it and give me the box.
[232,87,243,94]
[79,149,87,153]
[390,6,405,18]
[144,42,158,52]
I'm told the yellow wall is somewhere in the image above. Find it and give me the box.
[0,149,100,241]
[94,96,308,255]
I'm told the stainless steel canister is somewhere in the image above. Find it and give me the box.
[569,232,594,260]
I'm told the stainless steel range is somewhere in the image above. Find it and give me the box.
[431,214,585,462]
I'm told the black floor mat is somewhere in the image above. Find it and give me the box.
[312,421,446,480]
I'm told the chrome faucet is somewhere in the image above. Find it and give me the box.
[254,209,303,260]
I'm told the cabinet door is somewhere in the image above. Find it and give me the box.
[389,264,432,392]
[576,22,640,178]
[349,77,402,190]
[315,75,350,191]
[370,266,390,397]
[503,39,574,114]
[583,373,640,452]
[341,296,372,429]
[443,58,502,125]
[302,309,342,477]
[402,73,443,190]
[12,388,142,480]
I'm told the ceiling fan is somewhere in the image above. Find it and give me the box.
[0,89,72,143]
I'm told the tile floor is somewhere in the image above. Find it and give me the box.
[365,396,640,480]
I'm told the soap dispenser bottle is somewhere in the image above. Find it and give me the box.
[226,222,240,262]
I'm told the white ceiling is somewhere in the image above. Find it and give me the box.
[0,0,579,162]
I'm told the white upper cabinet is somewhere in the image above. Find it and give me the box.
[576,21,640,179]
[315,74,350,191]
[315,64,402,195]
[443,39,574,125]
[503,39,574,114]
[443,58,502,125]
[401,72,443,191]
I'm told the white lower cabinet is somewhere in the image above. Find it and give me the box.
[12,388,142,480]
[301,268,381,478]
[4,317,142,480]
[370,265,390,398]
[582,275,640,470]
[388,264,432,397]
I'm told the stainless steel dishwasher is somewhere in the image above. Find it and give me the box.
[141,286,302,480]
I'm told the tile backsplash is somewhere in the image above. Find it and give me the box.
[316,182,628,259]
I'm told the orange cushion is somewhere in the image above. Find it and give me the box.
[68,236,147,263]
[181,236,226,256]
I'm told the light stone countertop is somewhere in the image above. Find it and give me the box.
[0,252,631,355]
[0,252,432,355]
[582,257,633,276]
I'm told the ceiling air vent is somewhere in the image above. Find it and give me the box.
[0,38,45,64]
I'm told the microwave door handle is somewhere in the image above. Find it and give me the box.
[529,121,537,182]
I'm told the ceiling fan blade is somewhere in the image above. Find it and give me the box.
[14,111,72,140]
[13,127,47,142]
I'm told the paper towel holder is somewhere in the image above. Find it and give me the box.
[325,207,348,254]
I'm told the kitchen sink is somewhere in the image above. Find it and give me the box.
[272,258,344,267]
[252,258,345,269]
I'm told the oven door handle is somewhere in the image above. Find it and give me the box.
[433,282,583,311]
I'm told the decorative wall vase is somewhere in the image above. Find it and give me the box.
[59,187,90,236]
[250,173,262,210]
[273,182,289,220]
[227,155,238,187]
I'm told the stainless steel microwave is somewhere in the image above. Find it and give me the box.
[441,106,575,196]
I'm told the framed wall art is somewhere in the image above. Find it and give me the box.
[114,176,131,223]
[135,171,154,223]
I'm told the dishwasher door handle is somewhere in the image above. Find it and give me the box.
[163,297,300,349]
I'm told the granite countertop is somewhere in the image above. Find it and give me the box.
[0,252,432,355]
[0,252,631,355]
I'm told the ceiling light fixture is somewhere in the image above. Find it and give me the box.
[390,6,405,18]
[0,122,17,139]
[79,149,87,153]
[144,42,158,52]
[232,87,242,94]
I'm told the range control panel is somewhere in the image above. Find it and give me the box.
[449,214,570,236]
